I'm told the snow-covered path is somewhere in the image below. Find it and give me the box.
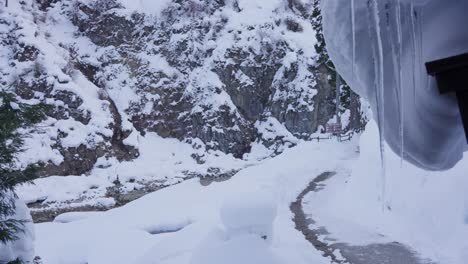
[34,140,359,264]
[297,121,468,264]
[292,171,434,264]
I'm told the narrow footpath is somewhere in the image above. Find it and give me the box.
[290,171,435,264]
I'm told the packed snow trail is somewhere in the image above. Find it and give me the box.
[290,172,343,263]
[291,171,435,264]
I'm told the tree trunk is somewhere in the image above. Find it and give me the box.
[335,73,341,124]
[348,90,362,130]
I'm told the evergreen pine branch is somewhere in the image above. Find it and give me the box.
[0,219,27,244]
[0,90,48,247]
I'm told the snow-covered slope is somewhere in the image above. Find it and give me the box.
[1,0,364,182]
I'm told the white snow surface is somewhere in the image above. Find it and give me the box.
[4,0,468,263]
[190,190,281,264]
[189,233,284,264]
[118,0,172,16]
[322,0,468,170]
[53,211,104,224]
[220,189,276,242]
[32,139,359,264]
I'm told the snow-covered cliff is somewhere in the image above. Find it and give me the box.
[1,0,364,178]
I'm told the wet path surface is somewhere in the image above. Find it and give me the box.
[290,171,435,264]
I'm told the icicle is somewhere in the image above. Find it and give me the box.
[416,6,425,93]
[426,74,432,92]
[410,3,418,106]
[384,2,399,210]
[371,0,385,163]
[396,0,404,167]
[418,7,423,90]
[368,0,386,212]
[351,0,356,77]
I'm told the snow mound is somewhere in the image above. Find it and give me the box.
[54,211,103,223]
[190,189,282,264]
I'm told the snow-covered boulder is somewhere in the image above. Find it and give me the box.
[190,189,282,264]
[53,211,103,223]
[322,0,468,170]
[0,198,35,263]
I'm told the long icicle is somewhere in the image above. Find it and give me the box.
[417,6,424,93]
[410,3,418,107]
[351,0,356,77]
[370,0,386,212]
[384,2,400,211]
[396,0,404,167]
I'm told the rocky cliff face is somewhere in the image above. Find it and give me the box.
[0,0,364,177]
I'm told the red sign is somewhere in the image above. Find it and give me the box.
[326,123,342,135]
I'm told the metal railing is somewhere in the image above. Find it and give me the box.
[337,132,353,142]
[310,135,332,142]
[310,127,365,143]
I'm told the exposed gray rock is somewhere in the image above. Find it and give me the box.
[38,144,105,177]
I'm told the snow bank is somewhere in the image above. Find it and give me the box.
[322,0,468,170]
